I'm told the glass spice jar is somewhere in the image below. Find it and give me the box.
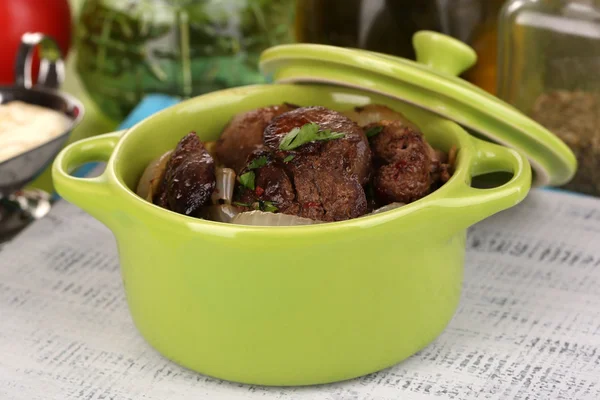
[497,0,600,196]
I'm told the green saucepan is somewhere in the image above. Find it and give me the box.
[52,81,532,386]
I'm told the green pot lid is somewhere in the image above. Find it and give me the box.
[259,30,577,188]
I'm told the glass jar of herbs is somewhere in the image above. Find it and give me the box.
[498,0,600,196]
[75,0,296,122]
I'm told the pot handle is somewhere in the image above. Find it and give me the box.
[438,137,532,229]
[52,131,125,227]
[413,30,477,77]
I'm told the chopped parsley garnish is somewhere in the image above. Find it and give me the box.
[247,155,268,170]
[366,126,383,138]
[233,201,251,207]
[251,200,278,212]
[262,201,278,213]
[283,154,295,163]
[279,122,345,151]
[239,171,255,190]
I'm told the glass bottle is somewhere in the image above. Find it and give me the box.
[462,0,506,94]
[295,0,484,60]
[497,0,600,196]
[75,0,296,122]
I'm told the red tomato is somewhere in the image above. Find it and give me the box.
[0,0,72,85]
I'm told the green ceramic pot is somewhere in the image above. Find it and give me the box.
[52,82,531,386]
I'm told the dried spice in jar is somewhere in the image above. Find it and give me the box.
[530,90,600,196]
[497,0,600,196]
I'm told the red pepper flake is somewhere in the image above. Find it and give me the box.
[255,186,265,196]
[393,160,408,179]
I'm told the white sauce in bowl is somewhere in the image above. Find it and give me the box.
[0,101,70,163]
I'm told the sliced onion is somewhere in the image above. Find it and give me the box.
[202,204,240,223]
[136,150,173,201]
[211,167,236,205]
[448,145,458,167]
[204,141,217,158]
[343,104,419,130]
[231,211,320,226]
[367,202,406,216]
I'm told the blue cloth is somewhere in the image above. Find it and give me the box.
[119,94,181,131]
[73,94,181,179]
[540,186,588,197]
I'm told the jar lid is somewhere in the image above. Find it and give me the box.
[259,31,577,188]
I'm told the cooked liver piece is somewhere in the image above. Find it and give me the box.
[264,106,372,185]
[368,120,435,204]
[236,148,300,216]
[235,107,372,222]
[215,104,296,173]
[154,132,215,216]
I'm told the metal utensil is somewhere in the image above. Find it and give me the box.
[0,32,84,197]
[0,33,84,242]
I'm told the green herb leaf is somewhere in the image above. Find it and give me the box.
[279,123,345,151]
[366,126,383,138]
[278,125,306,150]
[247,155,268,170]
[233,201,251,207]
[239,171,255,190]
[262,201,278,213]
[283,154,295,163]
